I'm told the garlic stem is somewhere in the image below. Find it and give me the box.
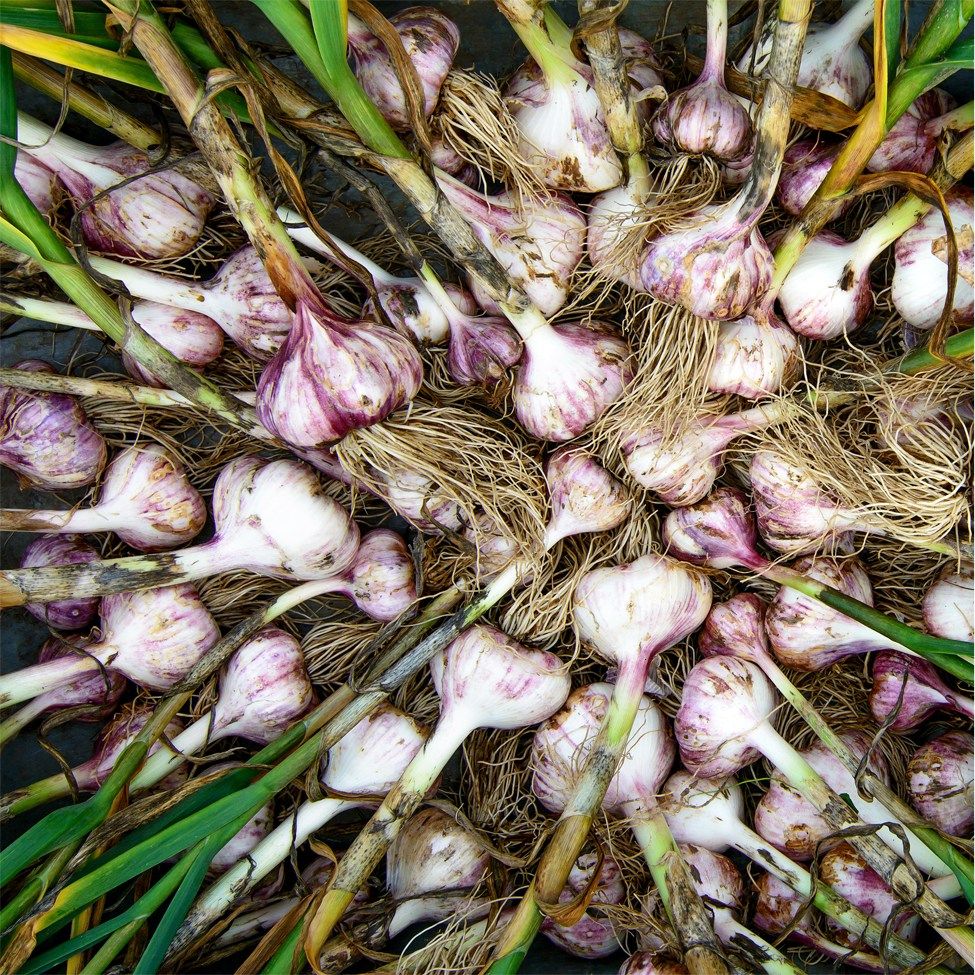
[88,256,216,315]
[702,0,729,81]
[506,17,579,87]
[823,0,874,51]
[0,653,104,709]
[0,697,56,748]
[129,714,215,791]
[715,916,803,975]
[16,112,105,166]
[0,296,100,332]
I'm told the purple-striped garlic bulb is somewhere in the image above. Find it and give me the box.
[347,7,459,129]
[21,535,101,630]
[203,763,276,876]
[698,592,771,666]
[447,309,522,387]
[256,302,423,448]
[0,583,219,709]
[765,556,905,670]
[707,303,800,399]
[892,186,974,334]
[923,570,974,642]
[435,173,587,316]
[385,807,490,937]
[619,955,688,975]
[17,113,214,260]
[0,360,107,490]
[869,651,974,731]
[623,402,791,506]
[573,556,712,688]
[541,852,624,959]
[868,89,957,174]
[3,444,205,552]
[907,732,974,838]
[776,139,847,217]
[15,153,58,215]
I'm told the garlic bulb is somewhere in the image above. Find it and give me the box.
[541,852,624,959]
[749,449,863,553]
[586,175,650,289]
[3,444,206,552]
[543,447,631,548]
[698,592,770,666]
[513,321,632,441]
[385,807,490,937]
[0,359,107,490]
[777,139,847,217]
[256,302,423,448]
[532,683,675,817]
[923,570,975,642]
[17,113,214,260]
[737,0,872,109]
[0,583,218,709]
[21,535,101,631]
[639,197,773,321]
[573,555,713,679]
[323,528,417,621]
[765,555,902,669]
[619,955,688,975]
[907,731,974,838]
[867,89,955,174]
[0,634,126,746]
[869,651,974,731]
[623,402,791,506]
[91,248,293,362]
[662,486,767,571]
[652,0,751,162]
[436,173,586,316]
[892,186,974,333]
[346,7,459,129]
[209,795,275,876]
[777,230,874,340]
[447,311,522,387]
[15,153,58,215]
[707,303,800,399]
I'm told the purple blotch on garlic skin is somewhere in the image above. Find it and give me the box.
[513,320,632,442]
[347,7,459,130]
[923,570,975,642]
[892,186,974,334]
[15,153,59,215]
[256,302,423,448]
[17,113,214,261]
[869,651,974,732]
[907,731,974,838]
[0,359,108,491]
[867,89,956,175]
[753,732,890,863]
[777,140,848,218]
[541,852,625,959]
[385,807,490,938]
[765,555,906,671]
[21,535,101,631]
[707,302,800,400]
[663,486,768,571]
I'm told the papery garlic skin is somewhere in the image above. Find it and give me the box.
[80,444,206,552]
[777,140,846,217]
[923,571,975,642]
[376,469,463,533]
[22,535,101,630]
[0,359,107,490]
[257,303,423,448]
[431,624,570,732]
[120,301,225,387]
[867,89,955,174]
[368,281,476,346]
[750,449,861,554]
[869,651,973,731]
[640,199,773,321]
[210,798,275,875]
[15,153,58,215]
[202,457,360,582]
[334,529,417,621]
[907,731,974,838]
[754,732,890,862]
[436,174,587,316]
[707,305,800,399]
[573,555,713,671]
[385,807,490,937]
[212,628,314,742]
[28,634,126,722]
[663,487,766,571]
[675,657,778,777]
[586,179,648,289]
[18,115,214,260]
[541,852,624,959]
[514,321,632,441]
[778,230,873,340]
[504,61,622,194]
[765,556,899,670]
[892,187,974,333]
[532,683,675,816]
[543,447,630,548]
[660,771,747,851]
[698,592,769,665]
[447,313,522,387]
[347,7,459,130]
[653,83,752,162]
[619,954,689,975]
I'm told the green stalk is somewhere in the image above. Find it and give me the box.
[0,839,80,933]
[906,0,973,66]
[884,326,974,373]
[260,918,303,975]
